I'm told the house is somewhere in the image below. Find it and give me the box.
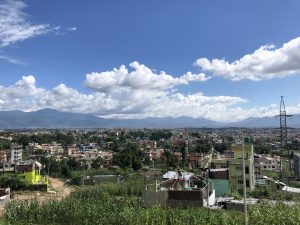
[16,160,48,186]
[211,144,255,192]
[256,154,281,171]
[208,168,230,197]
[187,153,203,168]
[142,170,215,208]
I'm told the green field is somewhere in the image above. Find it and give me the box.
[1,175,300,225]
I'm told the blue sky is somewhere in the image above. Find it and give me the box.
[1,0,300,121]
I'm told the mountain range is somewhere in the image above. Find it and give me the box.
[0,109,299,129]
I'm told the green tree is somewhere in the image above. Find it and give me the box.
[91,157,105,169]
[112,144,142,170]
[0,173,26,190]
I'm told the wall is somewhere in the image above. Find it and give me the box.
[142,190,168,207]
[0,188,10,208]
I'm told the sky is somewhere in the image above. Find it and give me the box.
[1,0,300,122]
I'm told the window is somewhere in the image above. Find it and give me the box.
[238,180,243,184]
[236,166,243,171]
[245,167,249,174]
[246,179,250,187]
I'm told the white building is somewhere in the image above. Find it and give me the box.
[10,144,23,163]
[257,154,281,171]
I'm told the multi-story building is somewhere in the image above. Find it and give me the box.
[0,150,7,164]
[211,144,255,192]
[294,153,300,180]
[256,154,281,171]
[10,144,23,163]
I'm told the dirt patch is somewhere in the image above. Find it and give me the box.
[13,177,75,202]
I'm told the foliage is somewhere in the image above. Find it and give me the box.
[149,130,172,141]
[164,150,179,168]
[249,202,300,225]
[0,173,26,190]
[254,144,271,154]
[112,144,142,170]
[4,177,243,225]
[91,157,105,169]
[214,143,230,153]
[0,139,10,150]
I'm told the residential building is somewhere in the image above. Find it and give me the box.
[0,150,7,164]
[16,160,48,185]
[294,153,300,180]
[10,144,23,163]
[211,144,255,192]
[256,154,281,171]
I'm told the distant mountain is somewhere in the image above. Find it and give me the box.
[228,115,300,128]
[0,109,299,129]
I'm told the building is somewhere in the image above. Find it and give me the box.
[10,144,23,163]
[0,150,7,164]
[211,144,255,192]
[294,153,300,180]
[16,160,48,186]
[256,154,281,171]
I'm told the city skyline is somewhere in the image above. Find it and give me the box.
[1,0,300,122]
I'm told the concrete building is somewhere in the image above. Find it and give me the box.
[0,150,7,164]
[211,144,255,192]
[294,153,300,180]
[256,154,281,171]
[10,144,23,163]
[16,160,48,186]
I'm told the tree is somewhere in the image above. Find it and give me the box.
[91,157,104,169]
[0,173,26,190]
[254,144,271,154]
[112,144,142,170]
[214,143,229,153]
[164,150,178,168]
[0,140,10,150]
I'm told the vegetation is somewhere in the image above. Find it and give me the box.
[112,144,143,170]
[0,173,26,190]
[4,176,243,225]
[4,176,300,225]
[249,202,300,225]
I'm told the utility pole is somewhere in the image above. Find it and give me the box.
[242,130,248,225]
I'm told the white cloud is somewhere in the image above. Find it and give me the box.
[195,37,300,81]
[85,61,209,92]
[67,27,77,31]
[1,74,300,122]
[0,0,58,48]
[0,53,26,65]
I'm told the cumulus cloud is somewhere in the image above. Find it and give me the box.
[1,74,299,122]
[195,37,300,81]
[85,61,209,92]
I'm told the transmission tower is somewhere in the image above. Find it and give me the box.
[279,96,293,177]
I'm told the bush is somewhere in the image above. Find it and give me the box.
[0,173,26,190]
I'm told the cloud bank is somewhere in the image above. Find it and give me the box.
[1,60,300,122]
[195,37,300,81]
